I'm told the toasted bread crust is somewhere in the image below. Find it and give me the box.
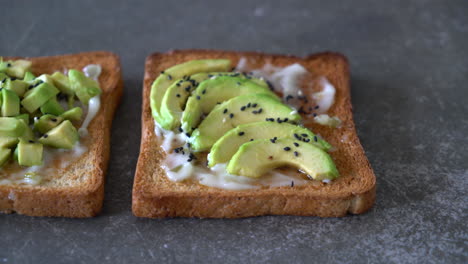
[133,50,376,218]
[0,51,123,217]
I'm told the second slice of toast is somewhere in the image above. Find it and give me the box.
[0,51,123,217]
[133,49,375,218]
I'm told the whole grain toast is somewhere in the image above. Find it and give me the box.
[133,50,375,218]
[0,51,123,217]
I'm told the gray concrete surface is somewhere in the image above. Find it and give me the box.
[1,0,467,263]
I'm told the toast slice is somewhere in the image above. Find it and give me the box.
[133,50,375,218]
[0,51,123,217]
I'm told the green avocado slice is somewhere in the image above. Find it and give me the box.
[23,71,36,82]
[1,89,20,117]
[0,148,11,167]
[40,97,65,116]
[17,140,43,166]
[33,114,64,134]
[226,138,339,180]
[68,69,101,105]
[38,120,78,149]
[0,117,27,137]
[21,82,60,113]
[190,94,301,151]
[3,60,32,79]
[160,72,270,131]
[150,59,232,124]
[5,79,28,97]
[181,76,279,133]
[60,107,83,121]
[208,121,331,167]
[0,137,19,149]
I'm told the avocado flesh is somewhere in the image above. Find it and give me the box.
[0,117,27,137]
[0,137,19,149]
[181,76,279,133]
[40,97,65,115]
[160,72,270,131]
[208,121,331,167]
[5,79,28,97]
[0,148,11,167]
[60,107,83,121]
[38,120,78,149]
[150,59,232,124]
[34,115,64,134]
[51,72,74,95]
[37,74,56,85]
[4,60,32,79]
[23,71,36,82]
[1,89,20,117]
[17,140,43,166]
[68,69,101,105]
[21,82,60,113]
[190,94,301,151]
[227,138,339,180]
[14,114,29,125]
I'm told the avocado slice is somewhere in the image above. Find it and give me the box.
[60,107,83,121]
[190,94,301,151]
[68,69,101,105]
[23,71,36,82]
[0,137,19,149]
[21,82,60,113]
[208,122,331,167]
[4,60,32,79]
[0,148,11,167]
[14,113,29,125]
[39,120,78,149]
[17,140,43,166]
[150,59,232,124]
[40,97,65,115]
[5,79,28,97]
[226,138,339,180]
[36,74,56,85]
[159,72,271,130]
[1,89,20,117]
[51,72,74,96]
[33,114,64,134]
[180,76,279,133]
[0,117,27,137]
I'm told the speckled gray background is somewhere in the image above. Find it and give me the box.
[1,0,467,263]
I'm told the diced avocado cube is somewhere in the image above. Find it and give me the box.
[0,147,11,167]
[68,69,101,105]
[0,117,27,137]
[1,89,20,117]
[21,82,59,113]
[51,72,74,95]
[17,140,43,166]
[33,114,64,134]
[39,120,78,149]
[60,107,83,121]
[19,124,34,141]
[40,97,65,116]
[5,79,28,97]
[23,71,36,82]
[5,60,32,79]
[0,137,19,149]
[14,113,29,125]
[36,74,56,85]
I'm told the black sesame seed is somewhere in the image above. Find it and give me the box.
[185,133,190,137]
[258,108,263,114]
[223,109,228,114]
[294,151,299,157]
[43,134,48,138]
[237,82,241,86]
[247,103,251,108]
[250,139,254,141]
[178,127,183,132]
[176,83,181,87]
[301,134,308,137]
[252,103,258,108]
[181,150,185,155]
[270,138,276,143]
[314,136,318,142]
[51,118,57,122]
[266,81,274,91]
[28,140,34,143]
[160,71,165,74]
[284,147,291,151]
[176,94,181,97]
[207,74,213,78]
[294,142,299,147]
[282,117,288,122]
[231,67,236,71]
[241,106,246,111]
[229,113,234,118]
[174,148,180,153]
[196,96,200,100]
[202,89,206,94]
[286,95,293,101]
[303,138,310,143]
[277,118,283,124]
[314,105,319,109]
[187,143,191,148]
[291,181,295,187]
[185,86,191,92]
[294,133,301,140]
[238,132,245,136]
[167,75,172,80]
[313,113,317,117]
